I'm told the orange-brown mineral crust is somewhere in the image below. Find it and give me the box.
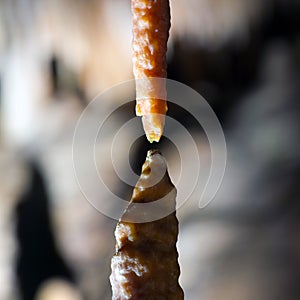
[110,150,184,300]
[132,0,170,142]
